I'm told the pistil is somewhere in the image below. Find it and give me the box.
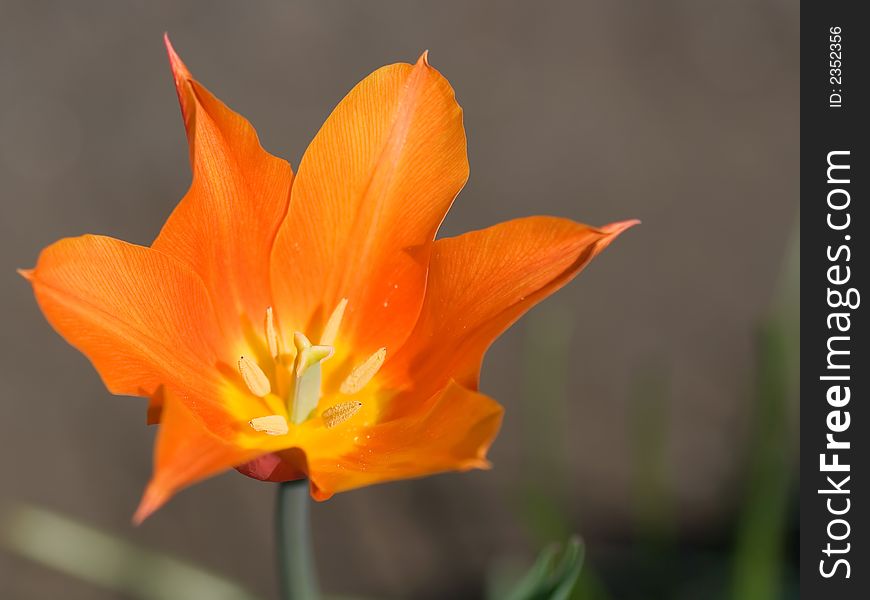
[289,332,334,424]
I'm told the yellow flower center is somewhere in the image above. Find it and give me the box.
[239,299,384,435]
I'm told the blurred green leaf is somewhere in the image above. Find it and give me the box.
[499,537,585,600]
[729,321,793,600]
[1,504,263,600]
[730,215,799,600]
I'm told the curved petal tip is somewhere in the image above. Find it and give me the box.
[163,33,192,87]
[417,49,430,67]
[601,218,641,235]
[591,219,639,255]
[132,484,168,525]
[16,268,33,281]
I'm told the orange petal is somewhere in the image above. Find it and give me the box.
[306,380,503,500]
[135,391,264,523]
[382,217,638,414]
[271,52,467,356]
[153,36,294,337]
[25,235,227,408]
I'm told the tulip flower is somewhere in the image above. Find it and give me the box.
[21,37,637,528]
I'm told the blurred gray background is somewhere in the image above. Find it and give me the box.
[0,1,798,598]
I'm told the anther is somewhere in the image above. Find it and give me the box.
[340,347,387,395]
[320,297,348,346]
[265,306,279,358]
[322,401,363,429]
[238,355,271,397]
[249,415,289,436]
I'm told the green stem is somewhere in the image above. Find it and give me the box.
[276,480,320,600]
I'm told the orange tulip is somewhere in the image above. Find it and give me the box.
[21,36,637,523]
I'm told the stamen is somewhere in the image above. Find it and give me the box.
[265,306,279,358]
[238,355,271,397]
[322,401,363,429]
[340,347,387,395]
[249,415,289,436]
[320,297,348,346]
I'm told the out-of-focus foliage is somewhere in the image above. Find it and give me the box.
[1,505,262,600]
[488,537,584,600]
[730,216,799,600]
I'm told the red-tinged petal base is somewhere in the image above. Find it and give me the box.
[235,448,308,483]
